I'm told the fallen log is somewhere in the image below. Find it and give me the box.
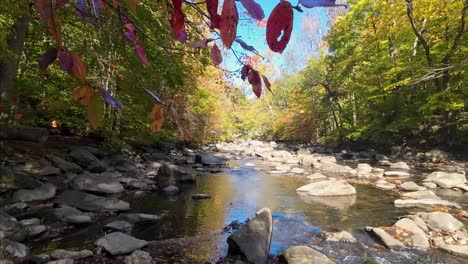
[0,125,49,143]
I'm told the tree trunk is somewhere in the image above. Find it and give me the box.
[0,15,30,102]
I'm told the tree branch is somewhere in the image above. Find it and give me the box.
[443,0,467,63]
[405,0,433,66]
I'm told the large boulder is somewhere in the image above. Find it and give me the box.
[69,148,106,173]
[227,208,272,264]
[425,171,466,188]
[300,155,318,167]
[420,212,464,232]
[393,218,429,250]
[54,205,92,224]
[157,162,195,186]
[71,174,124,194]
[280,246,333,264]
[0,167,42,192]
[96,232,147,255]
[55,190,130,212]
[12,183,56,202]
[195,153,228,166]
[47,155,83,174]
[297,179,356,196]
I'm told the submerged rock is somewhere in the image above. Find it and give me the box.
[192,193,212,200]
[71,174,124,194]
[279,245,333,264]
[157,162,196,185]
[296,179,356,196]
[55,190,130,212]
[96,232,147,255]
[227,208,272,264]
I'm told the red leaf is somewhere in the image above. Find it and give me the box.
[47,11,63,46]
[37,0,52,21]
[206,0,221,28]
[262,75,273,94]
[248,70,262,98]
[38,47,58,70]
[220,0,239,48]
[135,42,148,66]
[266,1,294,53]
[210,44,223,65]
[58,49,73,72]
[70,52,87,80]
[11,91,20,104]
[15,110,25,120]
[127,0,141,9]
[240,0,264,21]
[170,0,187,43]
[241,65,252,81]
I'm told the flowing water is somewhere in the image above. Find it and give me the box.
[34,157,466,263]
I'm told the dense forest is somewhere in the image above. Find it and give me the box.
[1,0,467,152]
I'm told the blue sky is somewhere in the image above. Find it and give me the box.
[217,0,336,87]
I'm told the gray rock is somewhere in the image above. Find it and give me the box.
[399,181,422,191]
[290,168,306,174]
[95,232,148,255]
[118,213,160,224]
[297,180,356,196]
[195,153,228,166]
[326,231,357,243]
[157,162,195,185]
[87,160,106,173]
[192,194,212,200]
[50,249,93,260]
[372,168,385,178]
[280,245,332,264]
[401,190,439,200]
[306,173,327,182]
[19,218,40,226]
[29,254,50,264]
[12,183,56,202]
[356,163,373,178]
[55,190,130,212]
[162,185,179,194]
[39,166,61,176]
[47,155,83,174]
[390,162,410,171]
[394,218,429,249]
[422,182,437,189]
[300,155,318,167]
[105,220,133,233]
[124,250,154,264]
[438,245,468,258]
[376,181,397,190]
[317,162,355,174]
[227,208,272,264]
[71,174,124,194]
[406,215,428,232]
[1,239,29,258]
[367,227,405,249]
[54,205,92,224]
[47,259,75,264]
[69,148,99,166]
[420,212,464,232]
[0,212,28,241]
[26,225,46,237]
[0,166,41,191]
[299,193,356,210]
[425,171,466,188]
[394,199,461,209]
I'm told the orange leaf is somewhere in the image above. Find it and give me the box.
[150,104,164,133]
[72,85,94,106]
[70,52,87,80]
[262,75,273,94]
[127,0,140,9]
[47,11,63,46]
[220,0,238,48]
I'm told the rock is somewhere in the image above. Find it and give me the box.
[195,153,228,166]
[290,168,306,174]
[227,208,272,264]
[192,194,212,200]
[29,254,50,264]
[47,259,75,264]
[438,245,468,258]
[38,166,61,176]
[0,213,28,241]
[47,155,83,174]
[19,218,40,226]
[271,150,294,161]
[394,218,429,249]
[26,225,46,237]
[399,181,422,191]
[69,148,103,170]
[162,185,179,194]
[406,215,428,232]
[157,162,195,185]
[12,183,56,202]
[124,250,154,264]
[326,231,357,243]
[300,155,318,167]
[422,182,437,189]
[367,227,405,249]
[299,194,356,210]
[0,239,29,258]
[118,214,160,225]
[425,171,466,188]
[71,174,124,194]
[401,190,439,200]
[95,232,148,255]
[394,199,460,209]
[356,163,373,178]
[372,168,385,178]
[105,220,133,233]
[275,165,291,172]
[318,162,355,174]
[280,245,332,264]
[297,180,356,196]
[54,205,92,224]
[420,212,464,232]
[0,167,42,191]
[87,160,106,173]
[5,202,28,215]
[306,173,327,182]
[55,190,130,212]
[424,149,449,163]
[384,171,411,177]
[50,249,93,260]
[390,162,410,171]
[375,181,396,190]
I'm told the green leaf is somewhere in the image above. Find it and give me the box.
[87,94,104,129]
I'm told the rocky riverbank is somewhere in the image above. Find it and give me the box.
[1,137,467,263]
